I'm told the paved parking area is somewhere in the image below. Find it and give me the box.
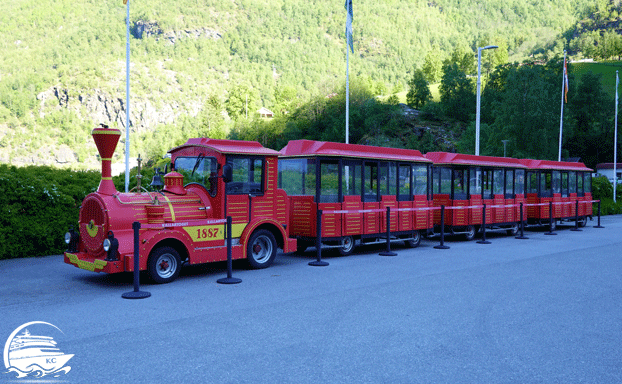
[1,217,621,383]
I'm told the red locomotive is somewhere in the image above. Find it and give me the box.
[64,126,296,283]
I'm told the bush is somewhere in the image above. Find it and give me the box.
[0,165,100,259]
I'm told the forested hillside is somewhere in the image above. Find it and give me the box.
[0,0,597,168]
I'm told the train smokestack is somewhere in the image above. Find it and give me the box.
[92,124,121,195]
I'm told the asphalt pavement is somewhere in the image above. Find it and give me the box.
[1,216,622,383]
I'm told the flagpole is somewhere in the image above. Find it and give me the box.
[344,0,352,145]
[614,70,618,203]
[124,0,131,192]
[558,50,566,162]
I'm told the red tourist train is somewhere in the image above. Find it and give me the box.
[278,139,433,255]
[64,129,596,283]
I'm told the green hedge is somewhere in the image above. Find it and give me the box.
[0,164,100,259]
[591,175,622,215]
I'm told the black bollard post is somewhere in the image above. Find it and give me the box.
[571,200,582,232]
[477,204,491,244]
[309,209,329,266]
[218,216,242,284]
[434,205,450,249]
[379,206,397,256]
[122,221,151,299]
[595,200,604,228]
[515,202,528,239]
[545,201,557,235]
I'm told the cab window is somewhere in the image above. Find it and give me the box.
[174,156,219,196]
[226,156,264,195]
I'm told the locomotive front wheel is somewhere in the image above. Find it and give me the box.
[464,225,476,241]
[247,229,277,269]
[148,246,181,284]
[338,235,355,256]
[404,231,421,248]
[578,216,587,227]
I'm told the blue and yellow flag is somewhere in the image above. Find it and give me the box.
[345,0,353,53]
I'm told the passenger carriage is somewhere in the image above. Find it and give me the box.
[424,152,527,240]
[278,140,433,255]
[519,159,593,228]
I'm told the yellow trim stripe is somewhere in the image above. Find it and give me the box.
[101,158,113,161]
[92,130,121,135]
[161,194,176,221]
[67,253,107,272]
[102,177,113,180]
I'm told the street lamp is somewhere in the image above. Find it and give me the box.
[502,140,509,157]
[475,45,498,156]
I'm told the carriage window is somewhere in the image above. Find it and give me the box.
[541,171,552,197]
[432,167,441,195]
[279,158,315,196]
[174,156,219,197]
[397,164,412,201]
[561,172,569,197]
[577,172,584,196]
[526,171,538,194]
[515,169,525,195]
[505,169,514,198]
[320,161,339,203]
[452,168,467,200]
[569,172,577,194]
[585,173,592,194]
[493,169,504,195]
[482,169,493,199]
[440,167,452,194]
[226,157,264,195]
[342,161,362,197]
[413,165,428,196]
[378,162,397,197]
[552,171,561,194]
[364,162,379,202]
[470,167,482,197]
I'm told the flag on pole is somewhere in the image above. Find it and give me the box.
[563,57,569,103]
[345,0,353,53]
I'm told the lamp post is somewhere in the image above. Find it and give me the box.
[475,45,498,156]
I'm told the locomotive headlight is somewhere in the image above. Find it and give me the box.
[103,238,111,252]
[65,227,80,253]
[104,231,119,261]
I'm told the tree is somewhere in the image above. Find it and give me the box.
[225,83,260,120]
[406,68,431,109]
[422,46,443,83]
[439,63,475,122]
[567,71,612,168]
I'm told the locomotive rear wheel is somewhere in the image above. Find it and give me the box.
[338,236,355,256]
[247,229,277,269]
[148,246,181,284]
